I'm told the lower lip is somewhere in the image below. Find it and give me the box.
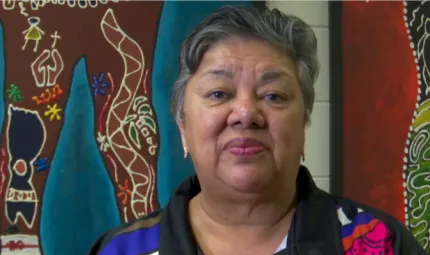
[227,146,264,156]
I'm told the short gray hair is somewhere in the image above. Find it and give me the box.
[171,5,319,124]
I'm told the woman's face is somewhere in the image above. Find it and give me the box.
[177,37,306,197]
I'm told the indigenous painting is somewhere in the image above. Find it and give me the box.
[0,1,258,254]
[331,1,430,252]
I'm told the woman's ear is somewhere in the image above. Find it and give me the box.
[301,127,306,162]
[176,119,187,150]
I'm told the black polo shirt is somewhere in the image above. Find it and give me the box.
[88,166,426,255]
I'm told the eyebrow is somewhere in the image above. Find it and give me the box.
[201,69,294,84]
[260,71,285,82]
[259,70,295,86]
[203,69,234,79]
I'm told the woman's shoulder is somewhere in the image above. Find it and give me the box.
[331,195,426,255]
[87,209,163,255]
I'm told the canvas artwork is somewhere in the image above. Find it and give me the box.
[331,1,430,252]
[0,1,257,255]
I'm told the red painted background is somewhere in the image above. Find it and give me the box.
[342,1,417,223]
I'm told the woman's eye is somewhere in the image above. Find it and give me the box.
[264,93,286,103]
[208,90,229,100]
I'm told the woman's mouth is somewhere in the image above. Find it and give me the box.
[224,137,266,156]
[227,146,264,156]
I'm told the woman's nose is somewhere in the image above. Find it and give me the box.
[226,96,265,129]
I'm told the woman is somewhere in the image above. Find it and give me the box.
[88,6,426,255]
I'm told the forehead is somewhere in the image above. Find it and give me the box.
[196,37,297,75]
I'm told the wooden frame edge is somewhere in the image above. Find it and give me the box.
[329,2,343,196]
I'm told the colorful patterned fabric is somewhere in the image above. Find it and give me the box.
[337,207,394,254]
[0,1,254,255]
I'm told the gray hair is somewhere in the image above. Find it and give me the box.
[171,5,319,124]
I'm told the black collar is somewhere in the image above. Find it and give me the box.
[160,166,343,255]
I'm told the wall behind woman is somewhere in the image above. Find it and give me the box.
[267,1,331,192]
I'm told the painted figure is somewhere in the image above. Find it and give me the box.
[22,17,45,52]
[5,105,46,229]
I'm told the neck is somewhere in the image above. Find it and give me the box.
[189,182,297,242]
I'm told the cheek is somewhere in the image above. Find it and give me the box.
[269,113,305,151]
[184,106,226,152]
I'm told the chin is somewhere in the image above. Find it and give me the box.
[221,167,271,194]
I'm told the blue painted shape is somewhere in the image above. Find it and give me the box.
[152,1,255,207]
[7,106,45,225]
[91,72,110,97]
[0,20,5,141]
[33,156,49,172]
[40,57,121,255]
